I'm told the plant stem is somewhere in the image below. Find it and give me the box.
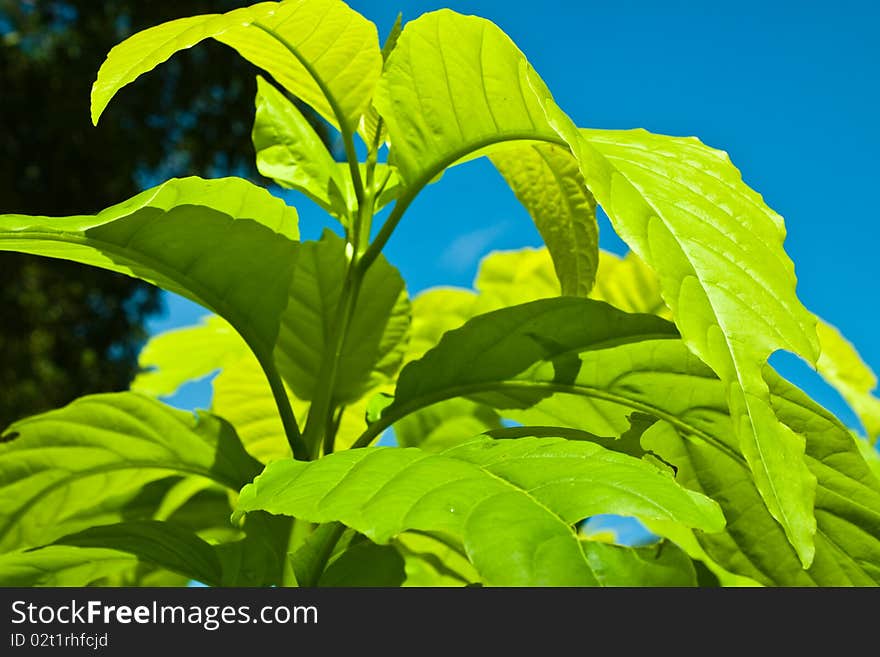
[301,121,382,459]
[295,522,347,587]
[260,356,308,460]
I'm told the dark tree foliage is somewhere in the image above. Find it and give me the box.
[0,0,276,427]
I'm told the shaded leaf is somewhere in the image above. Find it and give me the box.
[319,539,406,587]
[395,532,479,587]
[55,521,224,587]
[0,392,262,552]
[275,230,409,404]
[0,176,299,370]
[0,546,135,587]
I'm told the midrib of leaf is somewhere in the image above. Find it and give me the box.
[459,484,590,585]
[358,376,744,466]
[568,127,818,563]
[626,165,796,537]
[252,21,350,135]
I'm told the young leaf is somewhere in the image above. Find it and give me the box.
[253,75,350,219]
[374,10,562,186]
[542,112,821,566]
[237,438,723,586]
[373,11,597,284]
[491,143,598,296]
[0,392,262,552]
[92,0,382,133]
[0,546,136,587]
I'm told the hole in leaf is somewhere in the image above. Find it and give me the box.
[768,350,862,433]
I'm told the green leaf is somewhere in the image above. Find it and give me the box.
[253,75,350,220]
[0,176,298,368]
[55,521,224,587]
[815,319,880,442]
[855,437,880,481]
[591,250,671,318]
[394,398,502,452]
[544,114,821,565]
[237,438,723,586]
[638,369,880,586]
[374,11,575,222]
[358,12,403,146]
[474,248,560,310]
[395,532,479,586]
[491,144,598,296]
[579,540,697,587]
[0,546,136,587]
[367,296,880,584]
[132,315,246,398]
[215,512,292,586]
[275,230,409,404]
[212,353,293,462]
[92,0,382,132]
[319,539,406,587]
[0,392,262,552]
[408,288,479,361]
[376,298,678,437]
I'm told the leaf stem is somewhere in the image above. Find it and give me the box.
[259,356,308,461]
[295,522,347,587]
[358,188,415,274]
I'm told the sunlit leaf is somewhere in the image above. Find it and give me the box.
[92,0,382,132]
[237,437,723,586]
[543,112,821,565]
[491,144,598,296]
[815,320,880,442]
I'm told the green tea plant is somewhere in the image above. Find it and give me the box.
[1,0,878,587]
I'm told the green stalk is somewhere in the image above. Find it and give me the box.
[258,355,308,461]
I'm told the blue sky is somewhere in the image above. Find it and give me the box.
[149,0,880,434]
